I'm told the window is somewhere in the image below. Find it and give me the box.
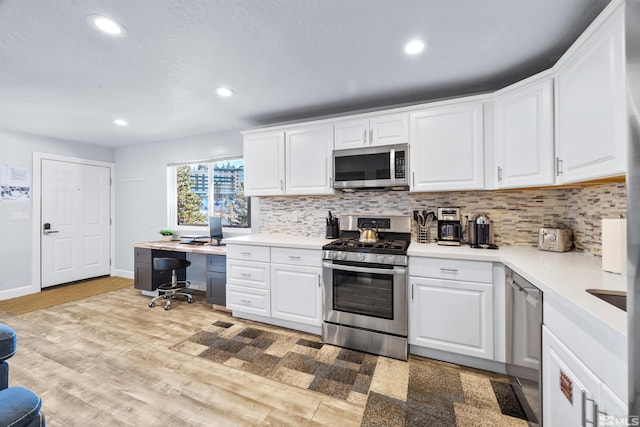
[169,158,250,229]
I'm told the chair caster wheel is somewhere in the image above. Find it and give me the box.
[149,301,155,308]
[164,304,171,310]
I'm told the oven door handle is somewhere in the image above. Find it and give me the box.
[322,261,406,275]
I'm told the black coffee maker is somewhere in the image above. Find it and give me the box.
[468,213,498,249]
[437,207,462,246]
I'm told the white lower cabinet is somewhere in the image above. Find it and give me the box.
[409,257,494,360]
[226,244,322,333]
[225,244,271,315]
[271,263,321,326]
[226,284,270,316]
[543,326,627,426]
[410,277,494,359]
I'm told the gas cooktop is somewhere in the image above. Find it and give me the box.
[323,238,409,254]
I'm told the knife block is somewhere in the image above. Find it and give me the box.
[326,224,339,239]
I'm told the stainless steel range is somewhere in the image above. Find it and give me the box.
[322,214,411,361]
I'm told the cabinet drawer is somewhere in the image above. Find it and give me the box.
[227,260,270,289]
[135,248,151,264]
[206,254,226,272]
[409,257,493,283]
[227,284,270,316]
[271,247,321,268]
[226,244,270,262]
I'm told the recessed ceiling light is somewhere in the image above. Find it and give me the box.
[113,119,128,126]
[87,15,127,37]
[215,87,235,97]
[404,39,427,55]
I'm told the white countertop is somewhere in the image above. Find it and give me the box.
[224,234,627,342]
[224,234,334,250]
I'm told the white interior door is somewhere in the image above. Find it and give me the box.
[41,159,111,288]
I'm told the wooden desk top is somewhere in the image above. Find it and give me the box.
[134,241,227,255]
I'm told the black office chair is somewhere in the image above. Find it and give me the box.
[148,258,193,310]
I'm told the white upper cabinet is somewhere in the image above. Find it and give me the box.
[410,101,484,192]
[334,112,409,150]
[285,124,335,195]
[243,131,285,196]
[494,77,555,189]
[555,2,625,184]
[243,125,334,196]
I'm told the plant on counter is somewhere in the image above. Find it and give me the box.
[159,228,176,241]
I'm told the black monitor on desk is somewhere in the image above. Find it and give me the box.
[209,216,224,245]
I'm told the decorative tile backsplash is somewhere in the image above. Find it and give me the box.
[258,182,626,255]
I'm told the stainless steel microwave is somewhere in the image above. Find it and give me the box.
[332,144,409,191]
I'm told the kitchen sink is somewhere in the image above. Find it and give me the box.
[586,289,627,312]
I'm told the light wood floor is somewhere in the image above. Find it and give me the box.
[0,286,364,427]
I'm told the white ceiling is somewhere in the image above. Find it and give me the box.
[0,0,611,148]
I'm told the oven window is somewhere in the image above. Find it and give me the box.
[332,269,393,319]
[334,152,391,182]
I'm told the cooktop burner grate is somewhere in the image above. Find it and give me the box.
[323,238,409,253]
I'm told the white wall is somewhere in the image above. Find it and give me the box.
[113,130,245,277]
[0,129,114,299]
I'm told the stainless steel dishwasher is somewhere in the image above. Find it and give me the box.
[505,267,542,425]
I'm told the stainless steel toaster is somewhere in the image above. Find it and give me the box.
[538,228,573,252]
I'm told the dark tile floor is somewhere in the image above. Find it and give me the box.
[171,320,530,427]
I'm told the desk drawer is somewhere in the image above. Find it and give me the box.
[227,260,270,289]
[227,285,270,316]
[135,248,151,264]
[409,257,493,283]
[226,244,270,262]
[206,254,227,272]
[271,247,321,268]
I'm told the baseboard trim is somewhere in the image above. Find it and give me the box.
[410,345,507,374]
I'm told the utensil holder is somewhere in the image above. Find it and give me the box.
[326,224,339,239]
[417,224,430,243]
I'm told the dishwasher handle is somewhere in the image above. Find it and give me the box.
[507,274,540,307]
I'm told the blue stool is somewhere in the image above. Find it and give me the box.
[0,323,45,427]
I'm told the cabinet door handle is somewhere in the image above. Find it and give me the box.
[280,179,284,190]
[240,299,252,305]
[440,268,458,274]
[288,256,301,260]
[582,391,587,427]
[497,166,503,183]
[582,391,599,427]
[363,129,367,144]
[369,129,373,144]
[556,157,563,176]
[411,283,414,301]
[240,273,252,278]
[412,172,415,188]
[318,274,321,287]
[240,252,251,256]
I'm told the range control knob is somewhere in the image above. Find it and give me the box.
[338,252,347,260]
[357,253,366,262]
[327,251,337,259]
[388,256,396,264]
[377,255,386,263]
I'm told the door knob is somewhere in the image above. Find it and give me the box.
[43,223,59,235]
